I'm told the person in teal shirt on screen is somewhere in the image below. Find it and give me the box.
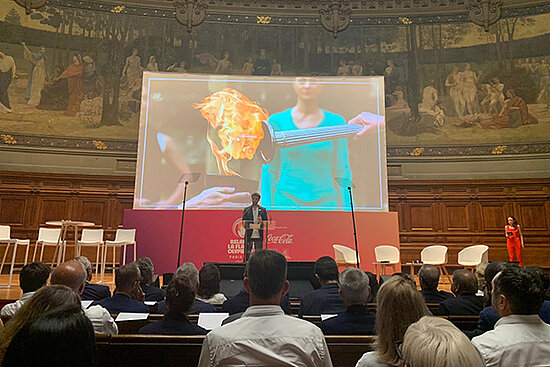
[261,77,352,210]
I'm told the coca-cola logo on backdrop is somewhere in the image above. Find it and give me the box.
[267,233,294,244]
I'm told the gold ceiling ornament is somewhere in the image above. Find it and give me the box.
[468,0,503,32]
[174,0,208,33]
[256,16,272,24]
[13,0,47,14]
[319,1,352,39]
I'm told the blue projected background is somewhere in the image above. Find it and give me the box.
[134,74,388,212]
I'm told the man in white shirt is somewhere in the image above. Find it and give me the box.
[1,262,50,316]
[472,266,550,367]
[51,260,118,335]
[198,250,332,367]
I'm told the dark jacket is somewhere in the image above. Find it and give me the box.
[142,283,166,302]
[156,299,217,314]
[94,293,149,314]
[436,293,484,316]
[138,314,208,335]
[242,205,268,243]
[421,289,454,304]
[320,304,376,335]
[221,289,291,315]
[299,283,346,317]
[81,281,111,301]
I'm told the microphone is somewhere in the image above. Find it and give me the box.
[184,181,189,185]
[347,186,351,191]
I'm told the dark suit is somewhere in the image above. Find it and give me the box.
[320,304,376,335]
[242,205,268,261]
[421,289,454,304]
[142,283,166,302]
[436,293,484,316]
[94,293,149,314]
[222,289,291,315]
[81,281,111,301]
[299,283,346,317]
[156,299,217,314]
[139,314,208,335]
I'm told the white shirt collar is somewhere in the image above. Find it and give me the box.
[495,314,543,327]
[242,305,284,318]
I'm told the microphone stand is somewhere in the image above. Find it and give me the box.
[264,213,269,250]
[176,181,189,268]
[348,186,360,268]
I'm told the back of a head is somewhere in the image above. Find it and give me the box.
[136,257,154,286]
[115,263,141,292]
[247,250,287,300]
[3,307,95,367]
[452,269,478,295]
[198,263,221,299]
[494,266,548,315]
[74,256,92,280]
[314,256,339,282]
[174,262,199,290]
[475,262,488,291]
[364,271,379,303]
[418,265,440,291]
[484,261,507,293]
[402,316,484,367]
[166,276,196,316]
[339,268,370,305]
[51,260,87,293]
[19,263,51,294]
[375,276,430,365]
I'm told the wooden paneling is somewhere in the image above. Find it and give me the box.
[0,172,549,268]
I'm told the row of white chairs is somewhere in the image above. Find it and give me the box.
[0,226,136,287]
[333,243,490,277]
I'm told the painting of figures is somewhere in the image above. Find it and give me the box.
[0,2,549,153]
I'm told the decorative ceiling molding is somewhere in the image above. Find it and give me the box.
[174,0,207,32]
[468,0,503,31]
[13,0,48,14]
[319,1,351,38]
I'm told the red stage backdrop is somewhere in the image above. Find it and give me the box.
[124,209,400,274]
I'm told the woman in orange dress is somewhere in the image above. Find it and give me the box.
[57,54,84,116]
[505,216,524,266]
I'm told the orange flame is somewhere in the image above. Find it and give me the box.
[194,88,268,176]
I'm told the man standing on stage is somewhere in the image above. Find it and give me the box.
[242,193,268,262]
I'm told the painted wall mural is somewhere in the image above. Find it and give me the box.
[1,1,550,157]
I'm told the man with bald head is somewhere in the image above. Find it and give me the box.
[51,260,118,334]
[437,269,484,316]
[418,265,454,303]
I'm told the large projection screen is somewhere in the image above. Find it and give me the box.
[134,73,387,212]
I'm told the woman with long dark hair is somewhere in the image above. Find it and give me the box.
[505,216,524,266]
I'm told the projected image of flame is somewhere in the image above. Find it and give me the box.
[194,88,268,176]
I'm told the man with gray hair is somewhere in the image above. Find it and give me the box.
[156,262,216,314]
[137,257,165,302]
[75,256,111,301]
[320,267,376,335]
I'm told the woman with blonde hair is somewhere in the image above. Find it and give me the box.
[0,285,81,361]
[400,316,485,367]
[356,275,430,367]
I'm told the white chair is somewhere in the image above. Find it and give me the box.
[458,245,489,270]
[420,245,451,283]
[76,229,104,281]
[34,228,64,266]
[374,245,400,277]
[102,229,136,282]
[333,244,359,268]
[0,225,31,288]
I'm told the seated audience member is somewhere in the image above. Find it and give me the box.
[198,250,332,367]
[299,256,345,317]
[472,266,550,366]
[139,277,208,335]
[51,260,118,334]
[1,262,50,316]
[400,316,484,367]
[137,257,166,302]
[321,267,376,335]
[197,263,227,304]
[418,265,454,303]
[94,263,148,314]
[0,285,81,361]
[365,271,379,303]
[2,306,96,367]
[356,275,430,367]
[437,269,483,316]
[75,256,111,301]
[475,262,488,296]
[157,263,216,314]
